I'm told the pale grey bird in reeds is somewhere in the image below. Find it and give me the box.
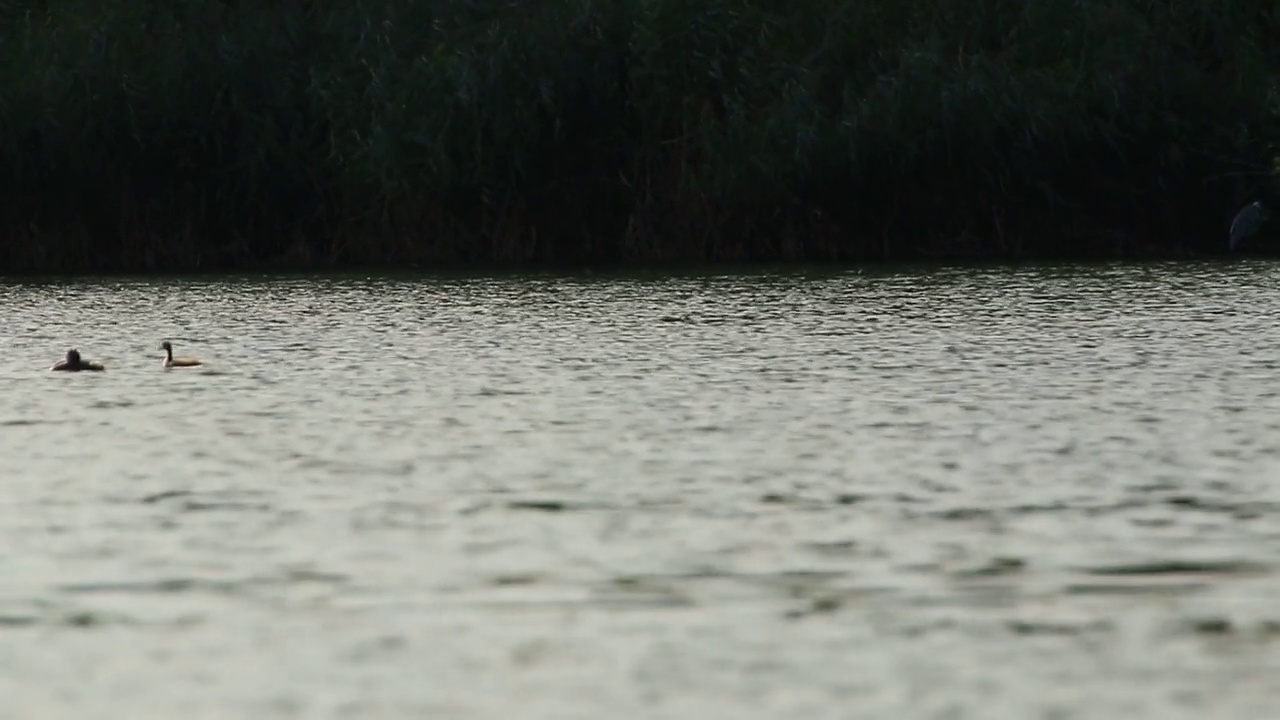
[1229,201,1268,251]
[50,348,105,372]
[160,341,202,368]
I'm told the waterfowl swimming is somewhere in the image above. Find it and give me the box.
[50,349,105,372]
[160,341,202,368]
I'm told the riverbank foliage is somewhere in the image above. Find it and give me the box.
[1,0,1277,271]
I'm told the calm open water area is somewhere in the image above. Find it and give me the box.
[2,262,1280,719]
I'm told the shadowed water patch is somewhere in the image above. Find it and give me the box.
[506,500,572,512]
[1058,559,1271,596]
[138,489,275,513]
[469,595,697,612]
[802,540,862,557]
[288,455,416,476]
[140,490,197,503]
[1080,560,1269,576]
[59,569,347,596]
[0,614,38,627]
[1164,617,1280,642]
[1165,496,1280,516]
[489,573,543,587]
[59,578,247,595]
[1007,619,1114,636]
[954,557,1028,578]
[591,575,700,609]
[0,610,138,629]
[783,594,847,619]
[476,387,533,397]
[89,400,135,409]
[177,499,274,513]
[1063,581,1213,596]
[927,500,1154,522]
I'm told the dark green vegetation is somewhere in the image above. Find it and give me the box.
[2,0,1277,272]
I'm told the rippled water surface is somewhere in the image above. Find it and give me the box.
[3,262,1280,719]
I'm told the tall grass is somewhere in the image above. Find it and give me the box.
[1,0,1276,272]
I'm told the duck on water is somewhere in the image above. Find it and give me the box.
[160,341,202,368]
[50,349,105,372]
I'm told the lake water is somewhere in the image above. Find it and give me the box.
[2,262,1279,719]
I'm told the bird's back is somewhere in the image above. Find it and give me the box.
[1230,201,1265,250]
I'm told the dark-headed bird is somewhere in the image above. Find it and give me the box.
[160,341,202,368]
[50,349,105,372]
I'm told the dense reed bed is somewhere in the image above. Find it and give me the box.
[1,0,1277,272]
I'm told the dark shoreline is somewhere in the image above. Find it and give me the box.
[1,255,1268,286]
[2,0,1274,274]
